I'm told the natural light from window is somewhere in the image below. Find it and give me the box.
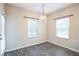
[27,19,39,38]
[56,17,69,39]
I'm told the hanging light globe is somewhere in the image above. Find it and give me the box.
[39,15,47,20]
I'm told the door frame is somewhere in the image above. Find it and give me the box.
[0,10,6,56]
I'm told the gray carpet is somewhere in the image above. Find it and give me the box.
[4,42,79,56]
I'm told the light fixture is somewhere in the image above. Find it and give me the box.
[39,3,47,22]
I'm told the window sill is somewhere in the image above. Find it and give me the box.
[28,37,38,39]
[56,37,69,40]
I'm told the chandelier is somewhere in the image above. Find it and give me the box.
[39,3,47,22]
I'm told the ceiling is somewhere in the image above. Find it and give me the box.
[8,3,75,15]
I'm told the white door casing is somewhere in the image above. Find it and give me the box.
[0,13,5,56]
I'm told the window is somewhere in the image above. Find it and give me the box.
[27,19,39,38]
[56,17,69,39]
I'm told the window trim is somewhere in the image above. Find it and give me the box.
[55,17,70,39]
[27,18,39,39]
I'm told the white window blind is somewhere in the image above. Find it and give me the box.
[27,19,39,38]
[56,17,69,39]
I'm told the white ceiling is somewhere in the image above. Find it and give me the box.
[8,3,75,15]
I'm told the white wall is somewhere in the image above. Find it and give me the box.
[5,4,47,51]
[48,4,79,52]
[0,3,5,13]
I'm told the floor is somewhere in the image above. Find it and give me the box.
[4,42,79,56]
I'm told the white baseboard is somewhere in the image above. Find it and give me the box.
[48,41,79,53]
[5,41,79,53]
[5,41,47,52]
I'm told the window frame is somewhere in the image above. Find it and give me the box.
[27,18,39,39]
[56,17,70,39]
